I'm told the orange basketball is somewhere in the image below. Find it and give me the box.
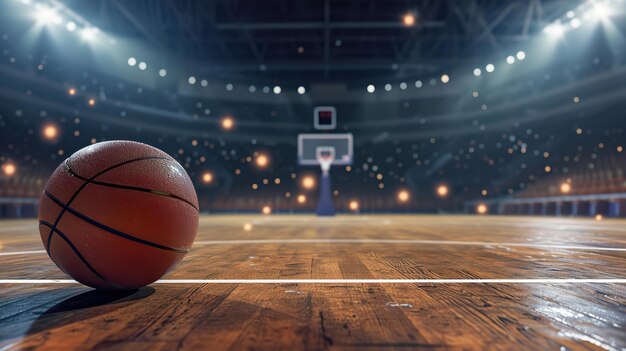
[38,141,199,290]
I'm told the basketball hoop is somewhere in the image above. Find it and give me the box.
[316,146,335,175]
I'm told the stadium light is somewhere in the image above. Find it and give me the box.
[188,76,196,85]
[591,3,609,19]
[137,62,147,70]
[256,154,269,168]
[516,51,526,60]
[127,57,136,66]
[36,7,62,26]
[81,27,98,41]
[158,69,167,77]
[485,64,495,73]
[544,23,564,37]
[473,68,482,77]
[570,17,581,28]
[384,83,392,91]
[65,21,76,31]
[440,74,450,83]
[297,86,306,94]
[273,86,281,94]
[476,203,488,214]
[367,84,375,93]
[349,200,359,211]
[506,56,515,64]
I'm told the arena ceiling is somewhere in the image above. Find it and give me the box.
[68,0,584,81]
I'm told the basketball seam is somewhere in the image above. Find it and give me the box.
[63,160,199,212]
[39,220,115,288]
[45,190,190,253]
[45,155,171,254]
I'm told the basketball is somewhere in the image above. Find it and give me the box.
[37,141,199,290]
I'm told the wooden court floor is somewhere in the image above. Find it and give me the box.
[0,215,625,350]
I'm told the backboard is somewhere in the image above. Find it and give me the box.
[297,133,353,166]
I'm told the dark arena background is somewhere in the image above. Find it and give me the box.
[0,0,625,350]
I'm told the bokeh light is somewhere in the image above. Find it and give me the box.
[560,182,572,194]
[436,184,449,197]
[302,176,315,190]
[262,205,272,215]
[202,172,213,184]
[42,123,59,141]
[2,163,16,177]
[221,116,234,130]
[476,203,488,214]
[397,190,410,202]
[349,200,359,211]
[403,13,415,27]
[256,154,269,168]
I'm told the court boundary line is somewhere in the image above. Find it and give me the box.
[0,279,624,284]
[193,239,626,251]
[2,237,625,257]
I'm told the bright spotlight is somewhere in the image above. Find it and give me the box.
[158,69,167,77]
[65,21,76,31]
[516,51,526,60]
[273,86,281,94]
[297,86,306,95]
[543,23,564,37]
[127,57,136,66]
[506,56,515,64]
[485,64,495,73]
[367,84,375,93]
[591,3,610,19]
[36,7,62,25]
[81,27,98,41]
[473,68,482,77]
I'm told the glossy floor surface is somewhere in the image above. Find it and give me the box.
[0,215,625,350]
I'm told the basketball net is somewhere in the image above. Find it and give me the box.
[316,147,335,176]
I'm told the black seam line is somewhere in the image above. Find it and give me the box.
[63,162,199,212]
[39,220,109,284]
[44,190,189,254]
[45,156,171,254]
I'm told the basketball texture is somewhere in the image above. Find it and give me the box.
[38,141,199,290]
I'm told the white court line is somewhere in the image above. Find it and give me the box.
[0,250,47,256]
[1,239,624,257]
[193,239,626,252]
[0,279,624,284]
